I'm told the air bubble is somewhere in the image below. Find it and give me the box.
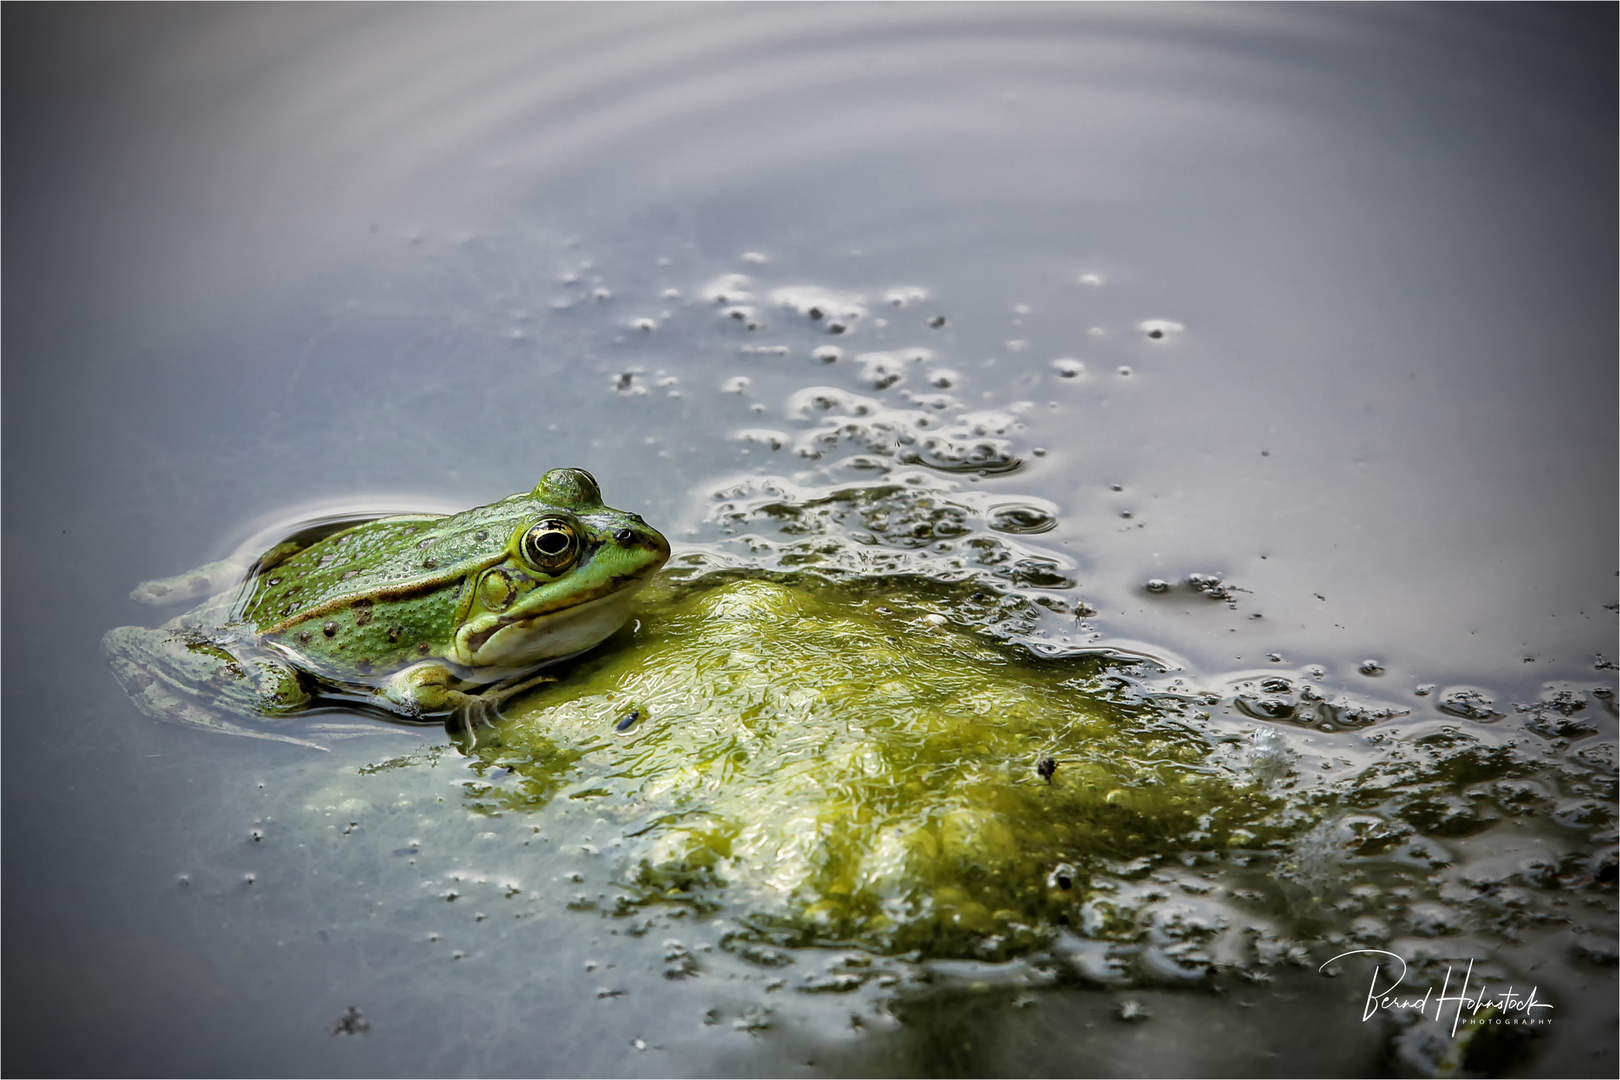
[632,318,655,332]
[1051,359,1084,378]
[1137,319,1184,339]
[1437,688,1500,721]
[857,353,905,390]
[929,316,947,328]
[1145,580,1170,593]
[734,429,786,451]
[1359,659,1384,676]
[988,504,1057,535]
[703,274,753,304]
[813,346,843,364]
[1234,694,1297,721]
[770,287,867,332]
[1116,1000,1150,1022]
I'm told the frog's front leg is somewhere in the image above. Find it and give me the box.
[379,663,554,730]
[103,625,326,749]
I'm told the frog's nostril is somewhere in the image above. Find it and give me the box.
[614,528,635,544]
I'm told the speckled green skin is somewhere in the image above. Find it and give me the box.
[104,469,669,747]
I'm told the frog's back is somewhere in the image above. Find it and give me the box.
[240,497,534,628]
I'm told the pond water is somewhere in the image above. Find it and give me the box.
[4,5,1615,1077]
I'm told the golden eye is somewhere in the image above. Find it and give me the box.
[521,518,579,572]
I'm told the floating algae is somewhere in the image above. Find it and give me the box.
[461,574,1295,961]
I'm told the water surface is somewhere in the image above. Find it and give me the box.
[4,5,1614,1077]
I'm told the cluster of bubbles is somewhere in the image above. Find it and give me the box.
[1142,571,1255,615]
[668,467,1080,650]
[744,384,1026,473]
[624,266,1098,649]
[1227,673,1408,731]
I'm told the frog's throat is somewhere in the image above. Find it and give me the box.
[451,580,649,668]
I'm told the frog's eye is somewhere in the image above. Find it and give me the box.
[521,518,580,573]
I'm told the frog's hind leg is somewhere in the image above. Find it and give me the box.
[103,626,331,751]
[127,558,253,607]
[109,661,332,750]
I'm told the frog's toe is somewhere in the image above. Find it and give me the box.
[456,697,498,733]
[486,672,557,712]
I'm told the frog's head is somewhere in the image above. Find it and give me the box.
[451,468,670,671]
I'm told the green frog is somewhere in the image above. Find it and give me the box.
[103,469,670,749]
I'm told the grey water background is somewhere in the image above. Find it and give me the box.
[3,4,1614,1077]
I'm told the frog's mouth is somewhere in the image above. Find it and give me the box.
[455,579,652,669]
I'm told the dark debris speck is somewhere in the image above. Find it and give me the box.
[329,1007,370,1036]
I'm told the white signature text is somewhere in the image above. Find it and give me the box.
[1321,949,1554,1036]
